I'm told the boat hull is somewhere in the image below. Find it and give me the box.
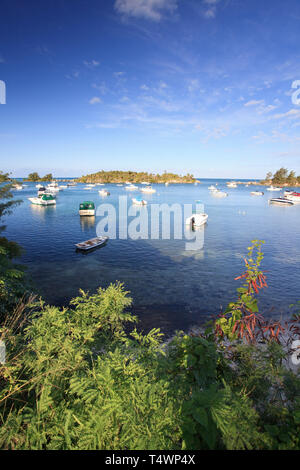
[75,236,108,251]
[28,197,56,206]
[79,210,95,216]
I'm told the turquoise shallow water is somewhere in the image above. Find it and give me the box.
[4,179,300,334]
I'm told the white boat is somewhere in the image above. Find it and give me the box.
[79,201,95,216]
[186,213,208,227]
[132,197,147,205]
[75,236,108,251]
[227,182,237,188]
[125,184,138,190]
[266,186,281,191]
[116,184,123,187]
[36,184,43,189]
[140,186,156,193]
[251,191,264,196]
[37,186,46,196]
[99,189,110,196]
[12,184,23,190]
[47,181,60,192]
[208,185,218,191]
[165,182,169,186]
[141,182,150,185]
[211,190,228,198]
[28,194,56,206]
[284,192,300,203]
[269,198,294,206]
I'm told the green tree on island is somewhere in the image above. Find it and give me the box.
[262,168,300,186]
[26,172,40,182]
[25,172,53,182]
[77,170,196,184]
[272,168,289,185]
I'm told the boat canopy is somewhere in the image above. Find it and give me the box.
[80,201,95,210]
[41,194,55,201]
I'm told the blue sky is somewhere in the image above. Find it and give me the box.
[1,0,300,178]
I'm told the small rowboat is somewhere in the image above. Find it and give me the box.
[251,191,264,196]
[75,236,109,251]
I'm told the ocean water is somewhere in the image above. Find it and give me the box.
[4,179,300,335]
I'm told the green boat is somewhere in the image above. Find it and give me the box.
[28,194,56,206]
[79,201,95,216]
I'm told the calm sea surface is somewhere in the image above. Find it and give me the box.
[4,179,300,335]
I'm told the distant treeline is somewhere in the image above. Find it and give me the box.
[261,168,300,186]
[24,172,53,182]
[77,170,196,184]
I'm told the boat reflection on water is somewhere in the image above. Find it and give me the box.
[80,216,96,231]
[30,203,56,220]
[184,223,206,252]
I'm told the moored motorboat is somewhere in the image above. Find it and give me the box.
[37,186,47,196]
[132,197,147,205]
[266,186,281,191]
[28,194,56,206]
[125,184,138,190]
[227,182,237,188]
[251,191,264,196]
[284,191,300,203]
[79,201,95,216]
[211,190,228,198]
[269,198,294,206]
[75,236,108,251]
[99,189,110,196]
[47,181,60,192]
[140,186,156,193]
[186,213,208,227]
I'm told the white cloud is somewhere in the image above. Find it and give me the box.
[195,122,230,143]
[65,71,80,79]
[114,0,177,21]
[202,0,221,19]
[83,60,100,68]
[114,71,125,78]
[244,100,265,107]
[89,96,102,105]
[273,108,300,120]
[92,83,108,95]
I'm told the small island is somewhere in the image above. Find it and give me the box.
[76,170,196,184]
[260,168,300,187]
[24,172,54,182]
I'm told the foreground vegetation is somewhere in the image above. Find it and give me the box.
[77,170,196,184]
[0,173,299,450]
[0,241,299,450]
